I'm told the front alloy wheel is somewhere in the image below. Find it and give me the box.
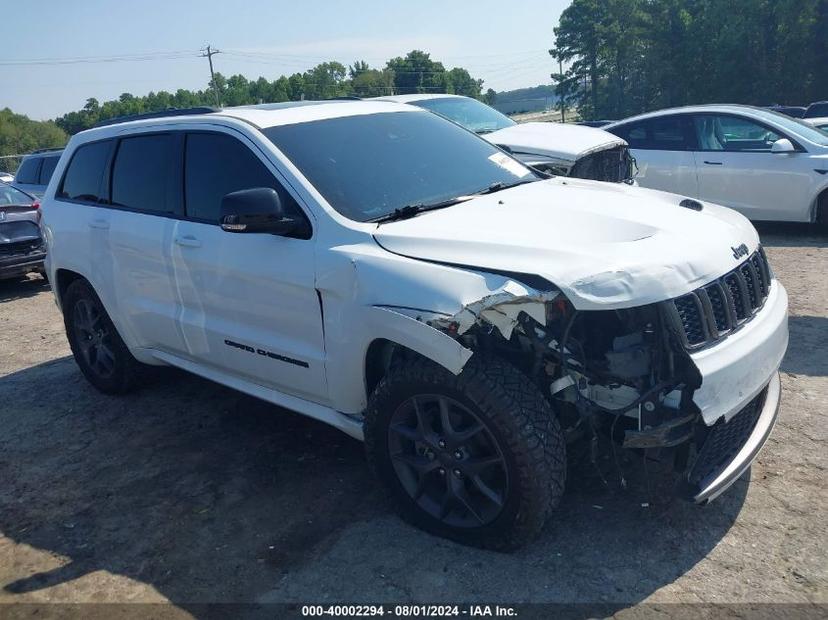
[389,394,509,528]
[365,355,566,551]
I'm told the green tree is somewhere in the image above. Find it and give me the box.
[386,50,450,94]
[0,108,67,173]
[447,68,483,98]
[350,67,395,97]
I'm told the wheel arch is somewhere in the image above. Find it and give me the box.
[54,268,87,310]
[816,185,828,224]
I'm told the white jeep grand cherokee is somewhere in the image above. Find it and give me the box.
[41,101,788,550]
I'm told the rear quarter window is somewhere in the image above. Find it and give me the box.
[15,158,41,184]
[59,141,113,202]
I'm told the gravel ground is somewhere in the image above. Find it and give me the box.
[0,223,825,618]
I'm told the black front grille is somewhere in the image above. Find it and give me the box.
[687,388,766,488]
[665,247,772,350]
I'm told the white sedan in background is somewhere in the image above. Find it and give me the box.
[605,105,828,223]
[377,94,636,184]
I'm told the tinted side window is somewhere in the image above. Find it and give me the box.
[59,141,112,202]
[111,134,174,214]
[38,155,60,184]
[610,122,647,149]
[648,116,692,150]
[184,132,303,225]
[15,158,41,184]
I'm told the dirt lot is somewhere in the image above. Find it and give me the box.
[0,223,826,618]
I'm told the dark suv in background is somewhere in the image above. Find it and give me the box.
[13,148,64,198]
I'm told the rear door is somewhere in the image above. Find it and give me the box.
[104,132,187,351]
[169,129,327,403]
[690,113,814,221]
[609,114,699,196]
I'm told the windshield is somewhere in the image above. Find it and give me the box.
[0,183,33,206]
[755,108,828,146]
[413,97,516,134]
[264,110,537,223]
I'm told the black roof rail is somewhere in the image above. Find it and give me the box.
[93,106,220,128]
[31,147,65,154]
[324,96,363,101]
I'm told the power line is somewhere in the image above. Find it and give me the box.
[0,50,199,66]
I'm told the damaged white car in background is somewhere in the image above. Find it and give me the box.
[42,100,787,551]
[377,93,636,183]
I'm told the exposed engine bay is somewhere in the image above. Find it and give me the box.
[454,299,701,449]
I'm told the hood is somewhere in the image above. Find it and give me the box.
[483,122,627,163]
[372,178,759,310]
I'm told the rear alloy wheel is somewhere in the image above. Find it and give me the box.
[365,355,565,551]
[63,279,145,394]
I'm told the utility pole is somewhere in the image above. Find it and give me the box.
[558,59,566,123]
[201,45,222,107]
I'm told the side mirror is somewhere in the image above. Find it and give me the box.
[771,138,796,154]
[220,187,299,235]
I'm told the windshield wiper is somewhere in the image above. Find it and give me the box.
[370,196,471,224]
[472,178,539,196]
[369,178,539,224]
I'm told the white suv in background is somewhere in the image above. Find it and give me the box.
[42,101,787,550]
[605,105,828,223]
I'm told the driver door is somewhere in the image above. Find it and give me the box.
[691,113,812,221]
[169,129,328,404]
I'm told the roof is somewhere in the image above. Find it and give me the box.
[605,104,774,127]
[73,100,423,141]
[374,94,464,104]
[221,100,418,128]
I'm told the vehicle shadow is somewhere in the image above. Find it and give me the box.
[0,274,49,303]
[755,221,827,247]
[0,356,747,616]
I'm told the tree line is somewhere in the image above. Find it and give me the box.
[551,0,828,120]
[54,51,491,135]
[0,109,67,174]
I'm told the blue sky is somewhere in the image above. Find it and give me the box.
[2,0,568,120]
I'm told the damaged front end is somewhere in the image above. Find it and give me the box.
[399,278,769,502]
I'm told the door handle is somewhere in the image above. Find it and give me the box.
[703,160,723,166]
[88,219,110,230]
[174,235,202,248]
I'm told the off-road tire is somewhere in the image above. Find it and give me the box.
[365,354,566,551]
[63,279,145,394]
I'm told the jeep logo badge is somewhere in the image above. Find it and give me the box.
[731,243,749,259]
